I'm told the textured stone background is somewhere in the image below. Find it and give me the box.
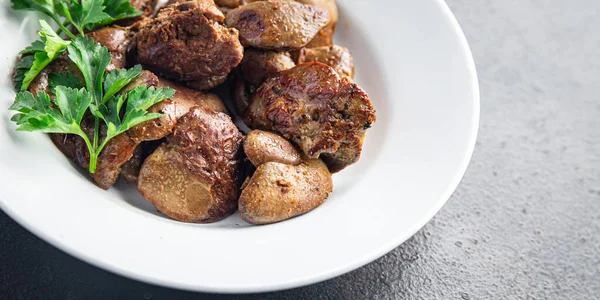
[2,0,600,299]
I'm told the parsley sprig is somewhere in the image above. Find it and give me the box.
[9,22,174,174]
[15,21,71,91]
[12,0,141,37]
[12,0,142,90]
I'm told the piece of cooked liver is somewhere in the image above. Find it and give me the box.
[137,106,244,223]
[245,62,376,172]
[136,0,243,89]
[225,0,329,50]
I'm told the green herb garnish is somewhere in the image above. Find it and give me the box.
[18,21,71,91]
[11,0,142,90]
[9,22,174,174]
[11,0,141,36]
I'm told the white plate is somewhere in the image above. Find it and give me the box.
[0,0,479,293]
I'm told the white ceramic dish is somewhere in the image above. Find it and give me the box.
[0,0,479,293]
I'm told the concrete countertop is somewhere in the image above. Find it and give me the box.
[1,0,599,299]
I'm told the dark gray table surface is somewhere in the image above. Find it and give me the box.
[2,1,599,299]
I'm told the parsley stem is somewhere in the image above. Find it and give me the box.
[90,117,101,173]
[55,21,71,36]
[96,136,112,160]
[89,151,98,173]
[56,22,76,40]
[90,134,116,173]
[48,16,76,39]
[74,128,96,173]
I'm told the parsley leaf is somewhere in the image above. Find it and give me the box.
[103,64,143,102]
[11,0,75,38]
[60,0,143,31]
[20,20,71,91]
[118,86,174,130]
[9,92,57,130]
[53,86,93,127]
[49,72,82,92]
[67,35,110,112]
[39,20,70,58]
[20,40,45,55]
[11,0,61,26]
[99,85,174,137]
[62,36,173,173]
[9,88,91,140]
[60,0,112,34]
[94,83,174,174]
[10,0,173,179]
[102,0,142,23]
[11,0,142,37]
[11,0,143,91]
[64,35,111,173]
[13,55,34,90]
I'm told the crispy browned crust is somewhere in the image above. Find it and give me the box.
[239,159,333,225]
[91,134,139,188]
[244,130,302,167]
[136,0,243,84]
[138,106,244,223]
[225,0,329,50]
[122,75,228,182]
[245,62,376,172]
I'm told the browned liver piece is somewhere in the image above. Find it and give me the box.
[87,26,134,72]
[244,130,302,167]
[238,159,333,225]
[234,48,296,115]
[136,0,243,89]
[245,62,376,172]
[225,0,329,50]
[243,0,338,47]
[240,48,296,87]
[137,106,244,223]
